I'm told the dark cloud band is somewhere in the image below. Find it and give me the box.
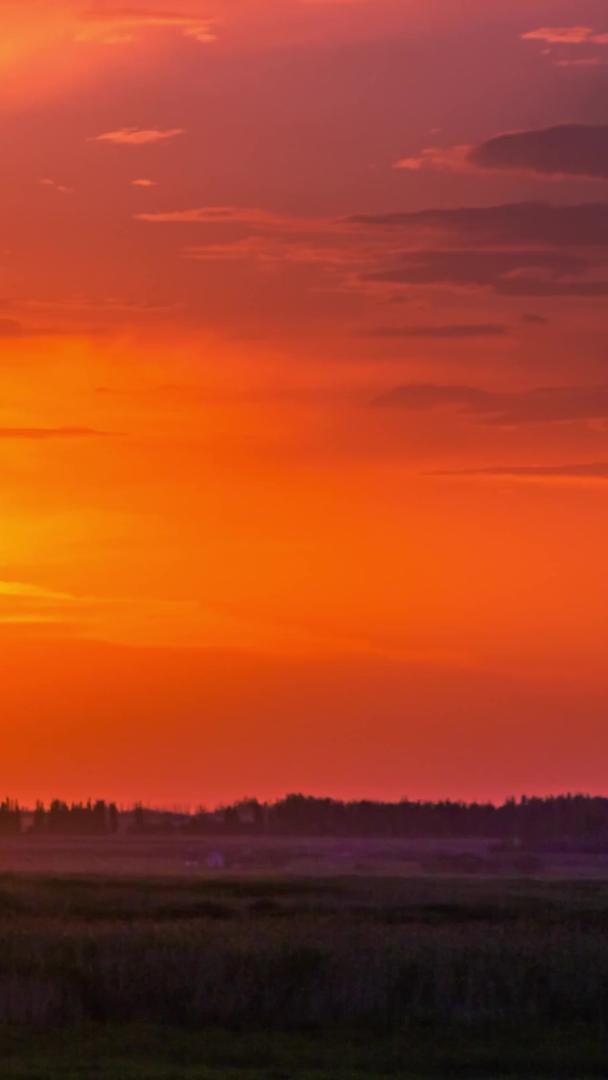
[468,125,608,180]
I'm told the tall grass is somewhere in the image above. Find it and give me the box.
[0,874,605,1030]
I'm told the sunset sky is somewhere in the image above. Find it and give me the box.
[2,0,608,806]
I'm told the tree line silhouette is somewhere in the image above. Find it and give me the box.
[186,794,608,846]
[1,794,607,845]
[0,800,120,836]
[32,799,120,835]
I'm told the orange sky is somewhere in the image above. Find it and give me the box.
[1,0,608,805]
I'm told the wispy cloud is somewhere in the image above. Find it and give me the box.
[135,206,322,230]
[185,236,357,271]
[0,580,81,629]
[131,178,157,187]
[350,202,608,297]
[366,324,508,340]
[372,384,608,426]
[522,26,608,45]
[0,580,202,635]
[433,462,608,480]
[392,127,608,182]
[39,178,73,194]
[76,10,216,46]
[0,581,75,602]
[91,128,185,146]
[135,205,360,269]
[349,202,608,246]
[0,427,113,439]
[366,249,605,297]
[394,145,470,173]
[554,57,606,68]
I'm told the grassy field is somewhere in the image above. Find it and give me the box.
[0,873,606,1076]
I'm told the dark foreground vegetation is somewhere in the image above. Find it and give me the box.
[0,874,607,1076]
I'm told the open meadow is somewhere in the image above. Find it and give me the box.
[0,850,606,1077]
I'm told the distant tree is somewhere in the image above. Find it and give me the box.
[32,801,46,834]
[108,803,119,834]
[48,799,69,835]
[0,798,21,835]
[223,806,240,833]
[92,800,107,835]
[252,799,265,833]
